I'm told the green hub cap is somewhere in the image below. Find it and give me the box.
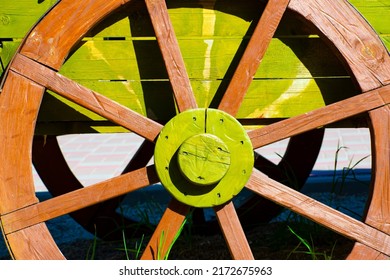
[154,108,254,208]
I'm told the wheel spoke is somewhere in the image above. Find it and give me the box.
[145,0,197,112]
[10,53,163,142]
[214,202,254,260]
[1,166,159,235]
[141,199,191,260]
[248,84,390,149]
[246,169,390,256]
[218,0,290,116]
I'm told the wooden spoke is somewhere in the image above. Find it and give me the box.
[32,136,156,240]
[145,0,197,112]
[141,199,191,260]
[1,166,159,235]
[248,84,390,149]
[218,0,290,116]
[214,202,254,260]
[246,169,390,256]
[10,53,163,142]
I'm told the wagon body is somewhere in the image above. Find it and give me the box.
[1,0,388,134]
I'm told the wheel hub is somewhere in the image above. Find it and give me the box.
[154,108,254,207]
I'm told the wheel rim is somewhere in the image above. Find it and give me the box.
[0,0,389,259]
[32,0,326,239]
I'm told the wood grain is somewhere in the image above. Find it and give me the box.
[289,0,390,91]
[246,169,390,257]
[2,166,158,234]
[218,0,290,116]
[6,223,65,260]
[141,199,191,260]
[347,106,390,259]
[248,84,390,149]
[0,71,42,213]
[11,53,163,142]
[145,0,197,112]
[20,0,130,70]
[214,202,254,260]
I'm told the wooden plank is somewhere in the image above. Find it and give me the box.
[1,0,389,135]
[35,77,352,119]
[57,38,348,81]
[1,0,387,38]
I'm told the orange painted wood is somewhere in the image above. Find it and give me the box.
[347,106,390,259]
[248,84,390,149]
[11,53,163,142]
[214,202,254,260]
[145,0,198,112]
[32,136,155,240]
[2,166,158,234]
[6,223,65,260]
[218,0,290,116]
[288,0,390,91]
[1,0,390,260]
[246,169,390,257]
[0,71,42,213]
[141,199,191,260]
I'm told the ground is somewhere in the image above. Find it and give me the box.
[58,221,354,260]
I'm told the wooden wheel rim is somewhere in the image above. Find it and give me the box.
[0,0,389,259]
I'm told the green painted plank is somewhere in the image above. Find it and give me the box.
[0,0,57,38]
[59,37,348,81]
[349,0,390,35]
[1,1,388,39]
[36,77,354,121]
[0,0,387,135]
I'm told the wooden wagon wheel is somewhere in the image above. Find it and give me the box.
[29,1,326,239]
[0,0,389,260]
